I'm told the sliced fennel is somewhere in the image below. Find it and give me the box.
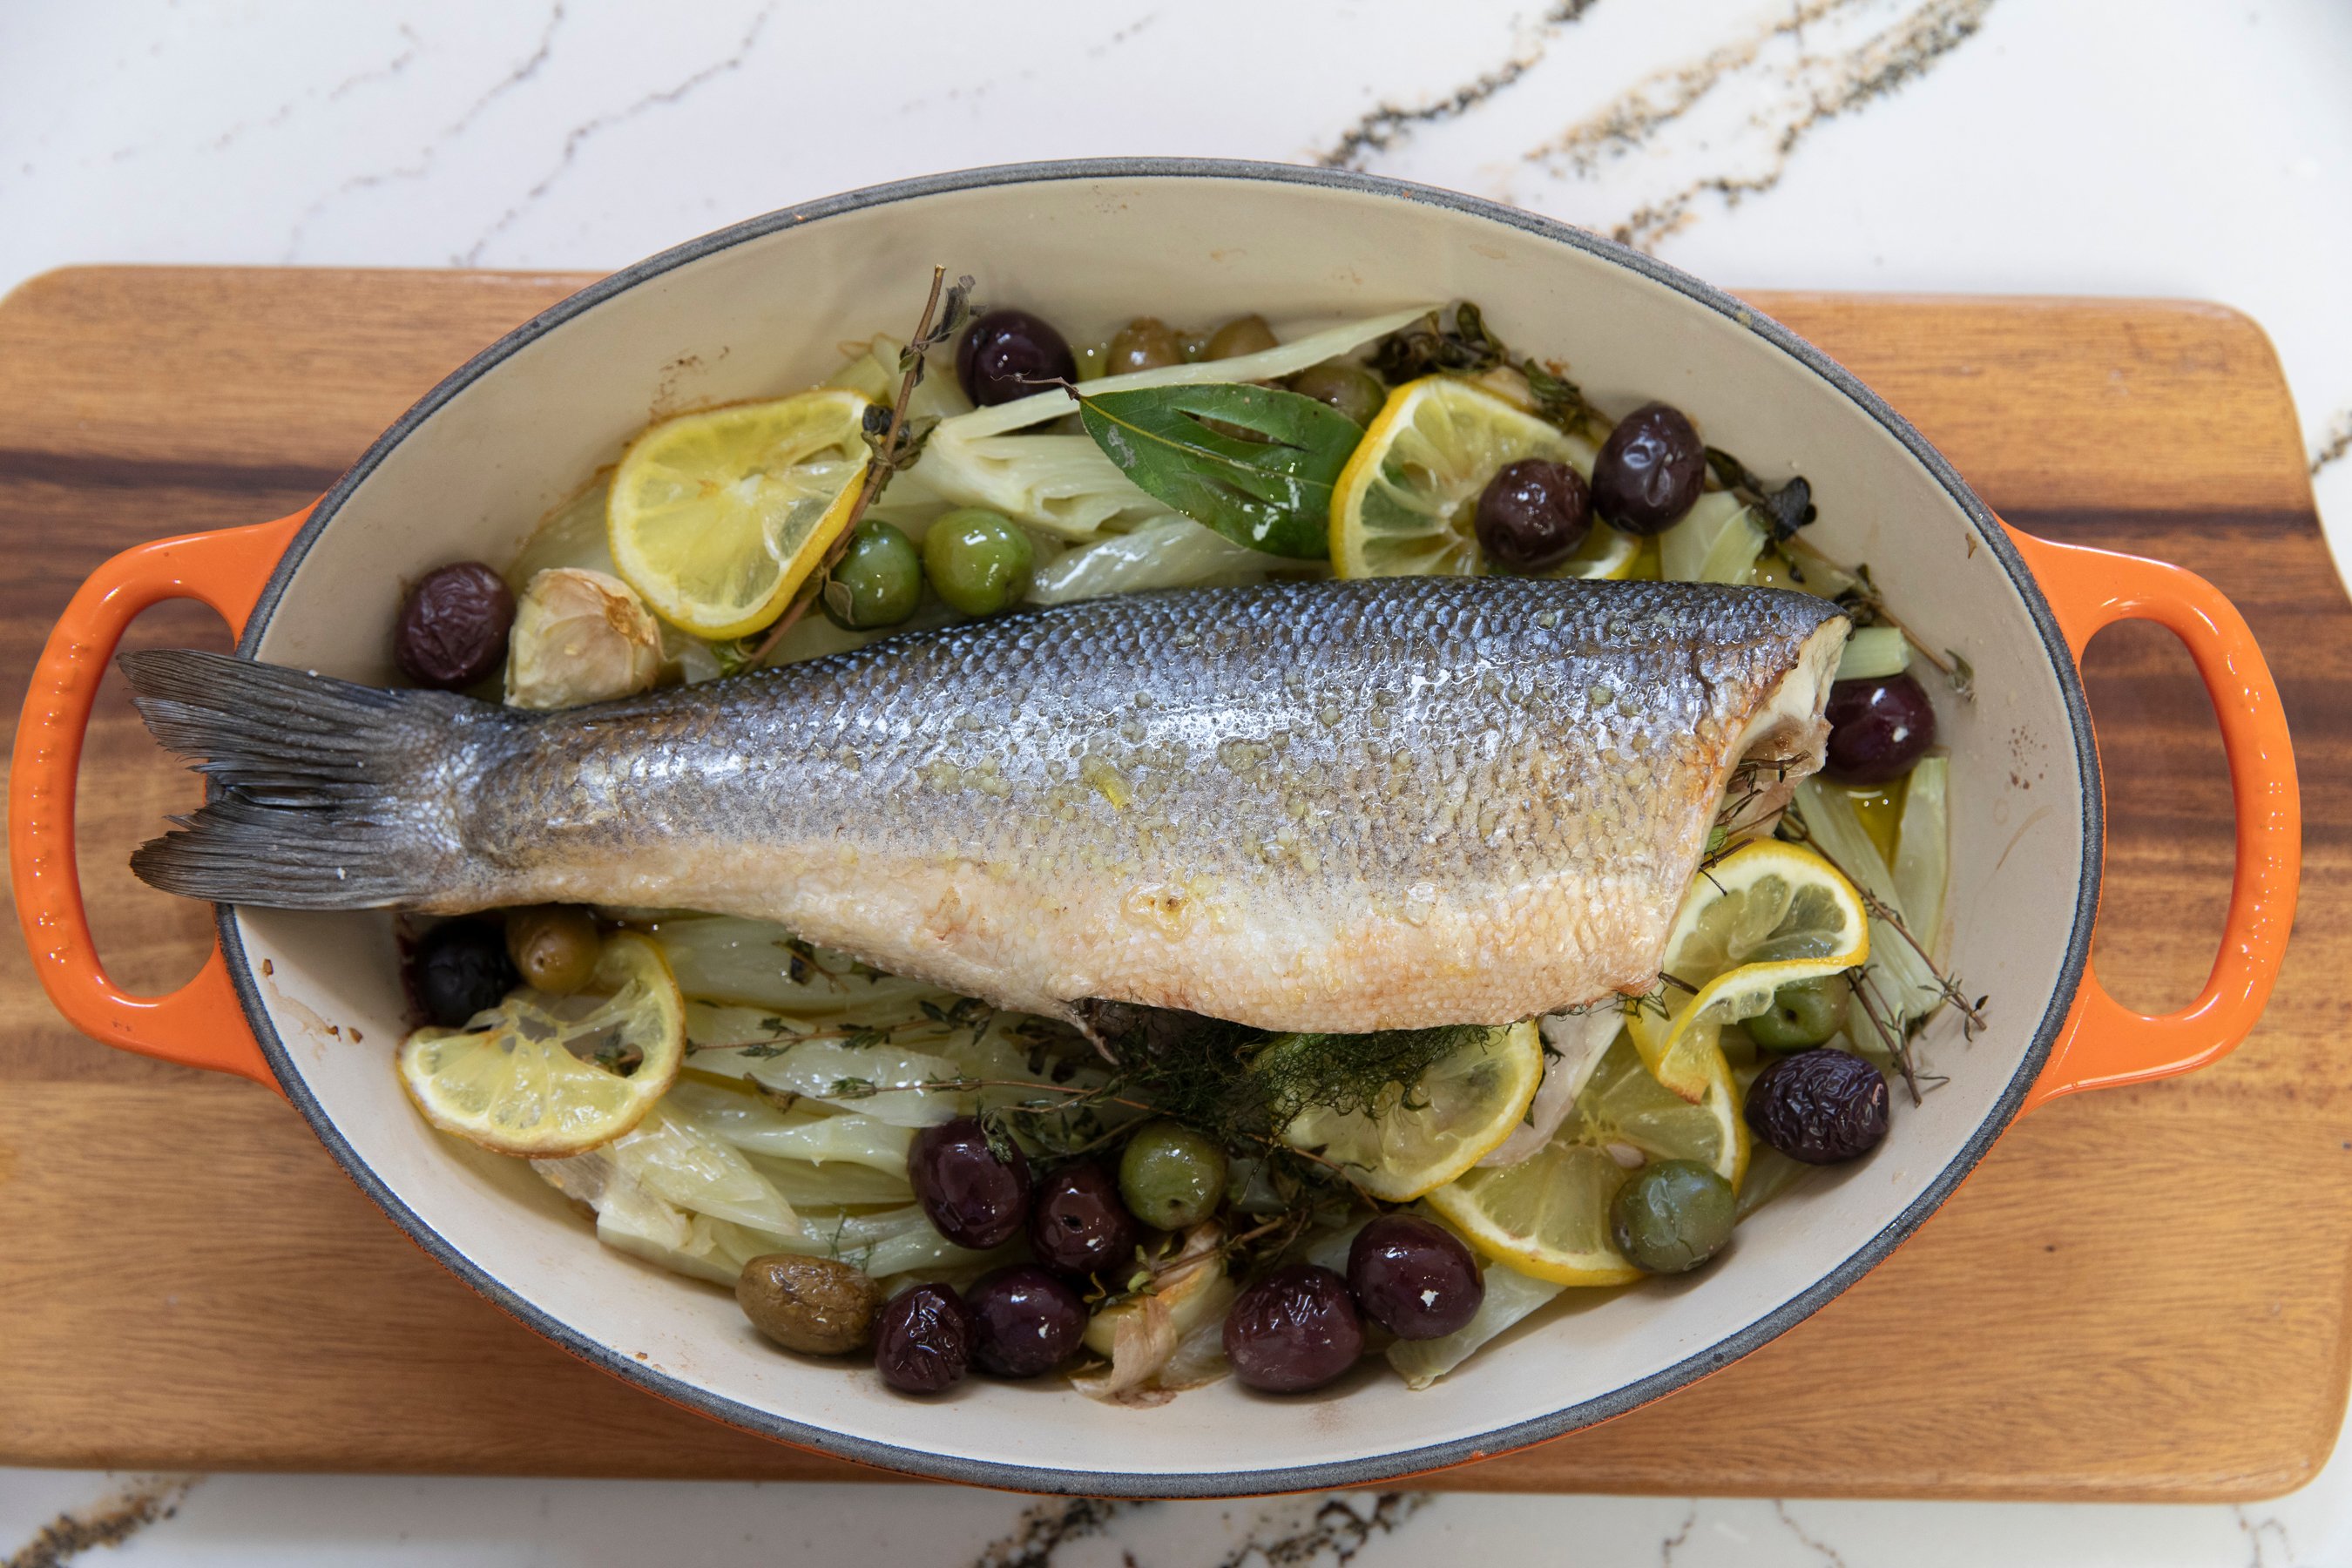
[607,1103,801,1238]
[1386,1260,1565,1390]
[642,916,943,1015]
[1794,778,1943,1028]
[1892,754,1950,957]
[1835,625,1911,682]
[665,1078,916,1173]
[1028,515,1299,605]
[1659,492,1767,584]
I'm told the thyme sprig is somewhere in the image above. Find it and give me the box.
[747,266,970,666]
[1792,544,1976,700]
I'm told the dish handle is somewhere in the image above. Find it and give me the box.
[2004,524,2300,1112]
[8,510,313,1092]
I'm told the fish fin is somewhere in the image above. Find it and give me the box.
[121,649,490,909]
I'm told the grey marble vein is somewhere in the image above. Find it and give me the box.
[456,1,780,267]
[1314,0,1604,172]
[1524,0,1998,250]
[283,3,567,263]
[2312,409,2352,476]
[210,24,419,152]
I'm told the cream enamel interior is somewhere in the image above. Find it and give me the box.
[226,170,2089,1490]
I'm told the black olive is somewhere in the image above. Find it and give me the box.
[907,1117,1031,1249]
[1591,402,1705,535]
[394,562,513,689]
[1823,672,1938,785]
[956,309,1078,407]
[1222,1264,1363,1393]
[1474,457,1592,573]
[410,919,517,1027]
[873,1282,970,1394]
[1744,1048,1890,1164]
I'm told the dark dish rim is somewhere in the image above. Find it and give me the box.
[218,157,2101,1499]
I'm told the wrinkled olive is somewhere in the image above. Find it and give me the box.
[1591,402,1705,535]
[1474,457,1592,574]
[1223,1264,1364,1393]
[1745,976,1848,1051]
[410,918,517,1027]
[1745,1048,1890,1164]
[874,1282,971,1394]
[1119,1120,1227,1231]
[504,905,600,996]
[956,309,1076,407]
[922,509,1035,618]
[394,562,513,689]
[1610,1159,1737,1274]
[1206,314,1279,361]
[821,519,923,632]
[1286,362,1387,429]
[1106,317,1186,375]
[737,1254,883,1355]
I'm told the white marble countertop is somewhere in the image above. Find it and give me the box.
[3,0,2349,1561]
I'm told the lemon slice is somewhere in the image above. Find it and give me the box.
[1273,1022,1543,1201]
[1628,841,1869,1103]
[398,931,686,1156]
[1329,376,1608,578]
[1425,1030,1745,1285]
[608,389,875,638]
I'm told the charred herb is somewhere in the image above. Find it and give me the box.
[1705,446,1817,541]
[1368,301,1510,382]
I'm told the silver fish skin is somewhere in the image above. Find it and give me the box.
[125,577,1847,1032]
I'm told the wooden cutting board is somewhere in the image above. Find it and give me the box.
[0,268,2340,1502]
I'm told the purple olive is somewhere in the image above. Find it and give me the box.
[1592,402,1705,536]
[1745,1048,1890,1165]
[1474,458,1592,574]
[1822,672,1937,785]
[1223,1264,1364,1393]
[908,1118,1031,1250]
[393,562,513,689]
[956,309,1077,407]
[1347,1214,1484,1340]
[1028,1163,1140,1280]
[873,1283,970,1394]
[964,1265,1086,1378]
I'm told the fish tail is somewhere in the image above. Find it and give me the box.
[122,649,495,909]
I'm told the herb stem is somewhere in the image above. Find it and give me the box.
[1848,967,1923,1106]
[748,264,949,666]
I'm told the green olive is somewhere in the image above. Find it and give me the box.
[922,509,1035,617]
[1288,362,1388,428]
[1745,977,1848,1051]
[504,905,600,995]
[736,1254,883,1355]
[1118,1120,1227,1231]
[1206,314,1278,361]
[1106,317,1186,375]
[1609,1159,1736,1274]
[820,519,923,631]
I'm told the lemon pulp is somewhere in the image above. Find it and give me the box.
[607,389,874,639]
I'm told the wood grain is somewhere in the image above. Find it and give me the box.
[0,267,2342,1500]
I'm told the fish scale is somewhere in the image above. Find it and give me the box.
[125,576,1847,1033]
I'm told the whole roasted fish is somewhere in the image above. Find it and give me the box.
[126,577,1847,1032]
